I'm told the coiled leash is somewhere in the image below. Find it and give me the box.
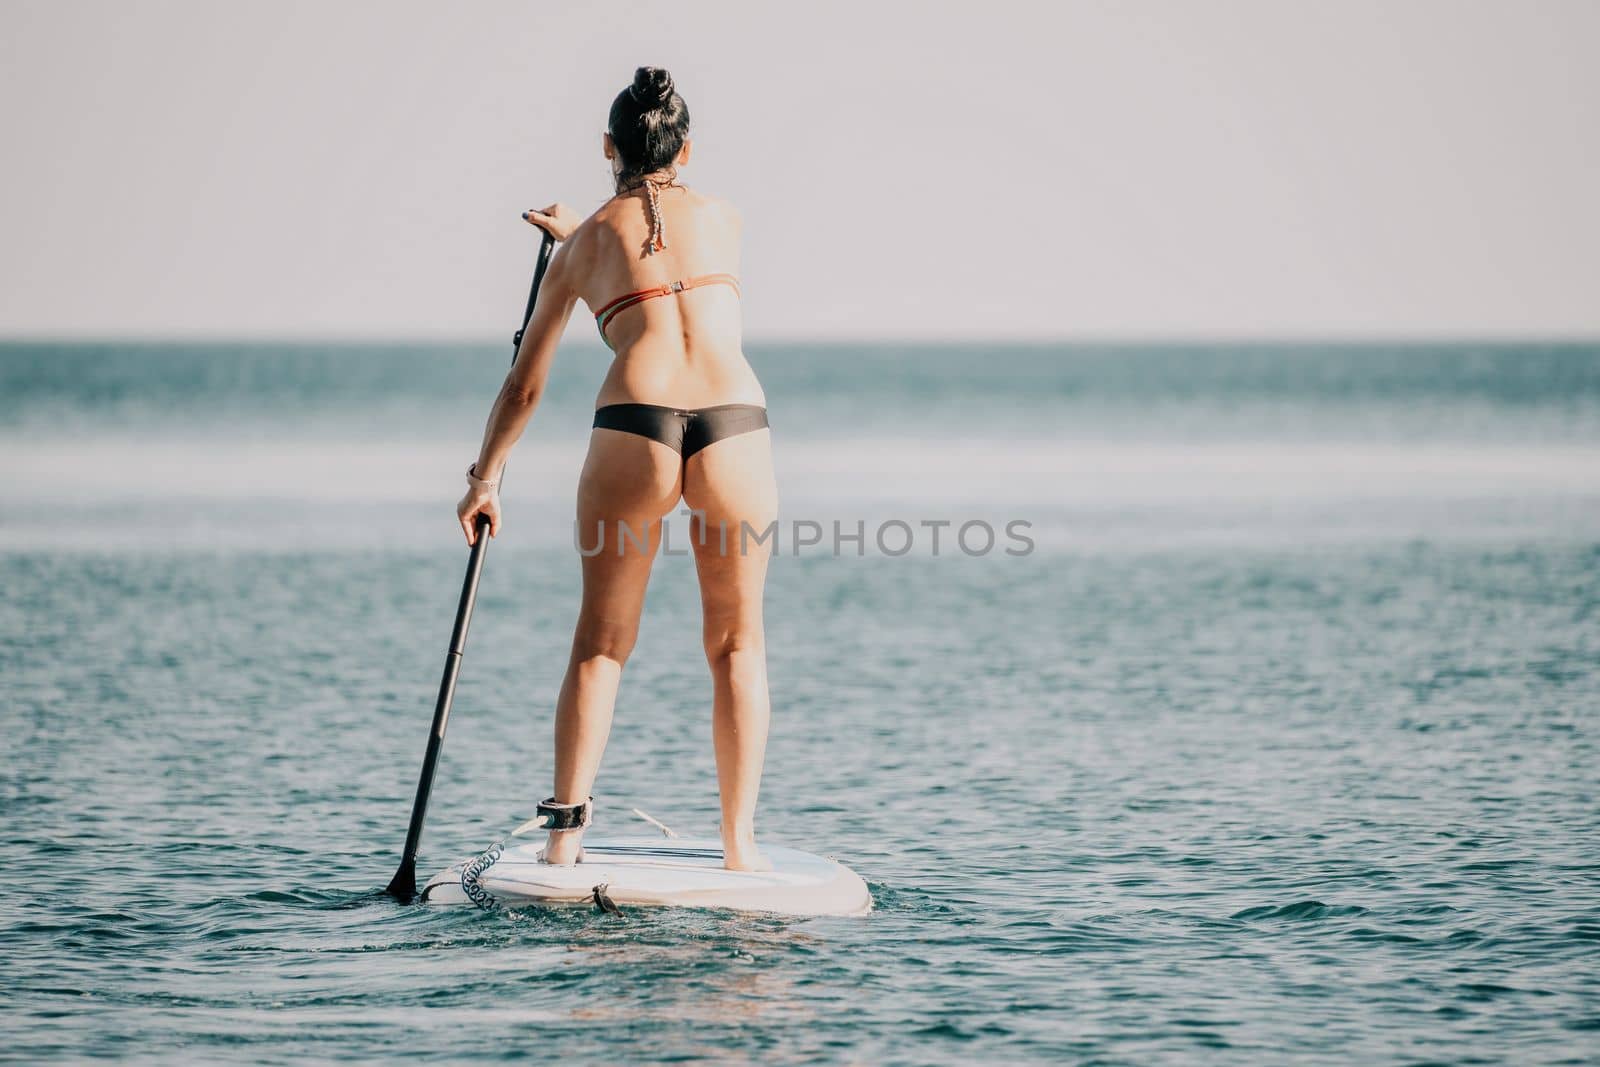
[459,796,624,915]
[459,840,503,910]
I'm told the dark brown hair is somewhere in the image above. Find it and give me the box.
[607,66,690,191]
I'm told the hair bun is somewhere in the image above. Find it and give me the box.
[629,66,674,108]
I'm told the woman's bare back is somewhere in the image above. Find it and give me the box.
[563,185,765,409]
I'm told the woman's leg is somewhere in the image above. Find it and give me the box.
[682,428,779,871]
[543,428,683,864]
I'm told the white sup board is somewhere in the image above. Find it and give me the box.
[421,836,871,917]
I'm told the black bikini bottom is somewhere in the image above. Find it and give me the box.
[592,403,769,459]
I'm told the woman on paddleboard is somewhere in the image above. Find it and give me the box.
[456,67,774,872]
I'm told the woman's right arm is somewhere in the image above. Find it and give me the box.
[456,208,586,544]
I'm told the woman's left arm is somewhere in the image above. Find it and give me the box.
[457,226,582,545]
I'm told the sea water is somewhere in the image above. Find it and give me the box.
[1,341,1597,1063]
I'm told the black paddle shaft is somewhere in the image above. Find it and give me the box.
[385,229,555,902]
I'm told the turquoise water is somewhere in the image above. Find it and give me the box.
[2,342,1598,1063]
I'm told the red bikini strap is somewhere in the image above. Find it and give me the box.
[593,284,670,321]
[594,274,740,320]
[679,272,741,295]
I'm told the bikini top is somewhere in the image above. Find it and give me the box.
[592,177,741,348]
[594,273,741,346]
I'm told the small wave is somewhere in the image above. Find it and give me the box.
[241,887,382,910]
[1230,900,1370,922]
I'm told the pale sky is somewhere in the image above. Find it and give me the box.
[1,0,1597,340]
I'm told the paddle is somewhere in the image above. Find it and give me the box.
[385,228,556,902]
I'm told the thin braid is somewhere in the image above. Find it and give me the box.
[644,177,669,253]
[646,178,663,253]
[616,172,678,255]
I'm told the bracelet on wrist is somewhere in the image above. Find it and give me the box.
[466,463,499,492]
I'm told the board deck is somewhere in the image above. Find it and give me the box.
[421,835,872,917]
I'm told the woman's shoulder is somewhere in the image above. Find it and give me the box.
[687,188,742,228]
[568,186,740,257]
[611,185,741,228]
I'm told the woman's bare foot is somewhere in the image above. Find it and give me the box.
[539,830,586,866]
[721,829,773,872]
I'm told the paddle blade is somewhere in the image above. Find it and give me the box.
[385,861,417,903]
